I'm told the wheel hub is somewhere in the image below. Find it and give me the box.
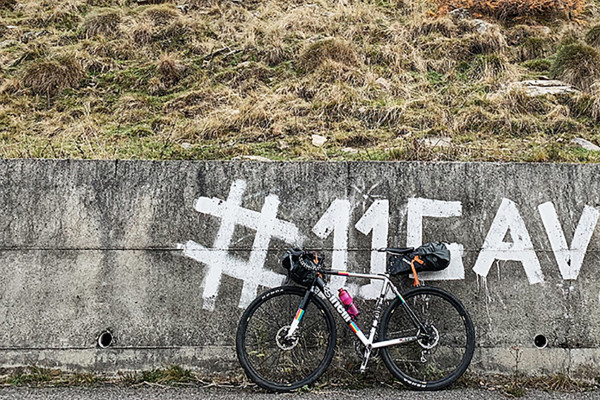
[276,326,299,350]
[417,325,439,350]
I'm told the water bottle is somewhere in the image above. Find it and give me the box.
[338,288,360,319]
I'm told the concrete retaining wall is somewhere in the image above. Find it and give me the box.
[1,160,599,376]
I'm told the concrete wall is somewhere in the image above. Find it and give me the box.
[1,160,599,376]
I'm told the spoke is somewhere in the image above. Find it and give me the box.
[256,350,279,370]
[382,289,473,387]
[252,312,283,330]
[249,314,279,330]
[274,349,283,370]
[301,319,326,335]
[239,288,335,389]
[264,348,284,371]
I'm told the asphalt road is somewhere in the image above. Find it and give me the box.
[0,387,598,400]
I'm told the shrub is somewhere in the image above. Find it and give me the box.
[551,43,600,91]
[22,56,83,97]
[81,9,121,38]
[436,0,586,19]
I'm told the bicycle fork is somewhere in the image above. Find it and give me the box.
[285,287,313,340]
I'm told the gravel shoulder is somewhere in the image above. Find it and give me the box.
[0,386,598,400]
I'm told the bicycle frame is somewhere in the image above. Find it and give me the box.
[285,269,429,371]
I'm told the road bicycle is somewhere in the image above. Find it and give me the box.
[235,247,475,392]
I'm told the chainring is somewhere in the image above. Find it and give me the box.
[354,340,380,361]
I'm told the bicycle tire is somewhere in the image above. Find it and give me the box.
[379,286,475,390]
[236,286,337,392]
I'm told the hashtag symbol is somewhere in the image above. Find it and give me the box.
[180,180,304,311]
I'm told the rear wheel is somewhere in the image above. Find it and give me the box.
[236,286,336,392]
[380,286,475,390]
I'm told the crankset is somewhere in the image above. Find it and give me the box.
[354,340,380,362]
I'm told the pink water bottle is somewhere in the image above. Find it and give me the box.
[338,288,360,319]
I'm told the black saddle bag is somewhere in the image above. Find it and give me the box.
[387,242,451,276]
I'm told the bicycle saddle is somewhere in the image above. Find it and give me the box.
[380,247,414,255]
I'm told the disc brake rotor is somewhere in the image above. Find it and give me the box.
[276,326,300,350]
[417,325,439,350]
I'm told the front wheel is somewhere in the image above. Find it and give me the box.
[380,286,475,390]
[236,286,337,392]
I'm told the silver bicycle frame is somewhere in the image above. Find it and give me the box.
[286,270,424,350]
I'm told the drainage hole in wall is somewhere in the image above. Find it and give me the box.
[534,334,547,349]
[97,330,113,348]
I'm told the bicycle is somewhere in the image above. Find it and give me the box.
[236,245,475,392]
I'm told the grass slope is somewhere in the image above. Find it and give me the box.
[1,0,600,161]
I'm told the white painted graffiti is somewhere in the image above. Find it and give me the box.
[180,179,599,309]
[538,202,599,281]
[473,198,545,285]
[179,180,304,311]
[473,199,599,283]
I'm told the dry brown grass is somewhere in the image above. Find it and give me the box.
[1,0,600,162]
[585,25,600,47]
[142,4,179,24]
[436,0,586,19]
[0,0,15,9]
[551,43,600,91]
[22,56,83,97]
[81,8,121,38]
[298,38,360,72]
[130,20,154,46]
[157,53,185,84]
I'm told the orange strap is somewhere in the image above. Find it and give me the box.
[410,256,424,287]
